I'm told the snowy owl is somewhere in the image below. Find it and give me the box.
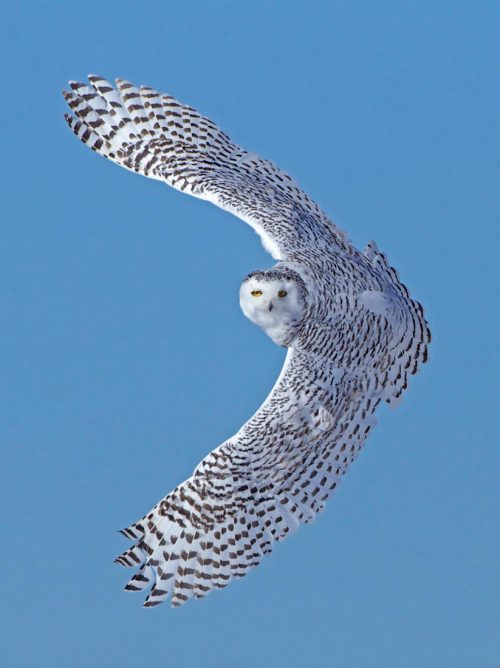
[63,75,430,608]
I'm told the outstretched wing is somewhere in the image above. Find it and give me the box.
[63,75,348,260]
[115,348,373,607]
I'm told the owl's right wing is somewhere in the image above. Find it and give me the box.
[63,75,348,261]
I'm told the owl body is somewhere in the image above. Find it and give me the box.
[238,252,403,371]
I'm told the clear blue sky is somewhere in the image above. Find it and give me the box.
[1,2,498,667]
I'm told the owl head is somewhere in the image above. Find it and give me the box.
[239,267,308,346]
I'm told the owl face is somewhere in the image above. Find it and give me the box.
[239,269,307,346]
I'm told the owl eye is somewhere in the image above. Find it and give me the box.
[277,290,288,298]
[251,290,263,297]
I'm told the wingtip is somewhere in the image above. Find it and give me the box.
[124,583,142,592]
[115,77,133,90]
[143,599,162,608]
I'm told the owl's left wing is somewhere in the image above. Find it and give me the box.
[116,348,382,608]
[63,75,348,261]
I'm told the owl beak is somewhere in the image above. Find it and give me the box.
[267,300,274,312]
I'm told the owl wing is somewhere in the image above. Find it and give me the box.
[115,273,429,607]
[115,348,368,607]
[63,75,348,261]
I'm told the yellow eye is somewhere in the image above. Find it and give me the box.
[251,290,263,297]
[277,290,287,298]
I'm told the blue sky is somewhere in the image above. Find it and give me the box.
[1,1,498,667]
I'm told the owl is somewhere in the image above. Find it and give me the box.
[63,75,430,607]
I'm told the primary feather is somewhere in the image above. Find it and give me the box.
[63,75,430,607]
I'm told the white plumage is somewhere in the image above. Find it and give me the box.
[63,75,430,608]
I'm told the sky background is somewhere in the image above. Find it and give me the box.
[1,2,498,667]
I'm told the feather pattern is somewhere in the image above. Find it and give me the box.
[63,75,430,607]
